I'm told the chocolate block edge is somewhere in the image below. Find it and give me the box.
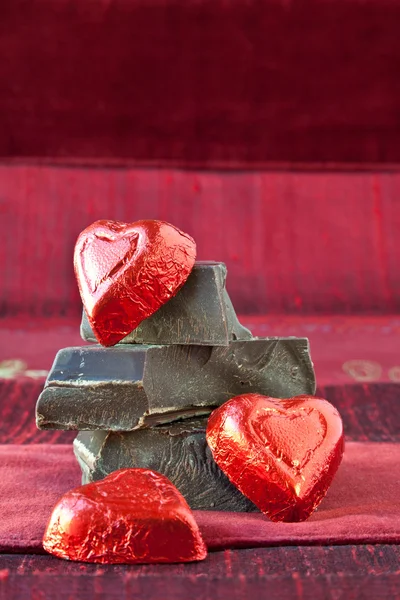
[80,262,252,346]
[36,338,316,431]
[73,421,260,512]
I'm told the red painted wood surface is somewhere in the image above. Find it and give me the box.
[1,0,400,166]
[0,377,398,445]
[1,546,399,600]
[2,166,400,316]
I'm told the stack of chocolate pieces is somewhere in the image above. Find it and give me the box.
[36,260,316,511]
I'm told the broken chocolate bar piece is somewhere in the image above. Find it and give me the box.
[80,262,252,346]
[36,339,315,431]
[73,419,258,512]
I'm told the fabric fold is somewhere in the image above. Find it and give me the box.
[1,442,399,553]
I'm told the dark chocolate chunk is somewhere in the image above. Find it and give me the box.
[73,419,258,512]
[36,339,315,431]
[80,262,252,346]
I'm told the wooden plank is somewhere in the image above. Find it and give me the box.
[0,378,399,445]
[1,546,399,599]
[0,379,75,444]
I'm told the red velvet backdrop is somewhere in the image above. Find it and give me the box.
[1,0,400,166]
[1,0,400,319]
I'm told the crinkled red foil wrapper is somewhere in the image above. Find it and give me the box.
[43,468,207,564]
[207,394,344,522]
[74,220,196,346]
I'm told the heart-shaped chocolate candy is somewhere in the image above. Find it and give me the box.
[74,220,196,346]
[206,394,344,522]
[43,468,207,563]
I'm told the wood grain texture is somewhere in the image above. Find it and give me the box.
[1,166,400,316]
[0,378,399,445]
[0,379,75,445]
[317,383,400,443]
[1,0,400,166]
[1,545,399,600]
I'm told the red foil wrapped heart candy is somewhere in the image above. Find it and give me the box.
[74,220,196,346]
[43,468,207,564]
[206,394,344,522]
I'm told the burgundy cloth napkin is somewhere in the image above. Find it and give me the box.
[1,442,399,553]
